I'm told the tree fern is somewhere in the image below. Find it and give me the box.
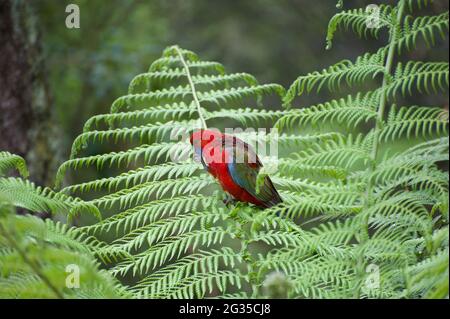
[0,158,125,298]
[278,0,448,299]
[0,0,448,299]
[53,45,296,299]
[0,152,28,178]
[0,211,128,298]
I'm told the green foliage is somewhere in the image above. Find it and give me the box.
[0,178,101,222]
[278,0,448,298]
[52,44,297,298]
[0,210,125,298]
[0,152,28,178]
[0,0,448,299]
[0,159,125,298]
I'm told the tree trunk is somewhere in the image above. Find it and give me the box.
[0,0,60,186]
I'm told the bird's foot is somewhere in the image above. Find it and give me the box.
[222,194,238,207]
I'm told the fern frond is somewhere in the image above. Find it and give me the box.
[406,247,449,298]
[0,213,125,298]
[405,0,434,12]
[57,142,190,185]
[326,4,393,47]
[0,177,100,221]
[284,52,385,106]
[380,105,449,141]
[71,120,197,157]
[0,152,28,178]
[387,61,449,98]
[88,175,215,210]
[289,134,372,169]
[131,248,243,298]
[129,71,258,94]
[277,92,378,131]
[62,161,201,194]
[48,34,449,299]
[149,57,224,74]
[162,270,246,299]
[275,191,362,219]
[80,195,218,236]
[396,12,449,53]
[109,228,229,277]
[83,103,197,131]
[205,108,285,126]
[107,209,227,253]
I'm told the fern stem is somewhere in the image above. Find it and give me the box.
[355,0,406,299]
[242,240,259,298]
[175,46,208,129]
[363,0,405,230]
[0,223,65,299]
[228,205,260,298]
[371,1,405,164]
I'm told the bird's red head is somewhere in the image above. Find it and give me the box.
[190,129,227,165]
[190,129,223,149]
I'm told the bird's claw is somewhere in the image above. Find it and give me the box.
[222,194,238,207]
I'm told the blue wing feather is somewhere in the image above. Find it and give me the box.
[226,142,282,207]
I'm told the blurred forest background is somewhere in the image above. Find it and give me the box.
[0,0,448,187]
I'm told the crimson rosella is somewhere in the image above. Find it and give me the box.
[190,129,282,208]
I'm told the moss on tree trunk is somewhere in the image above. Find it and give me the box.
[0,0,61,186]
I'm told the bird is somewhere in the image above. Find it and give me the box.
[190,129,282,208]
